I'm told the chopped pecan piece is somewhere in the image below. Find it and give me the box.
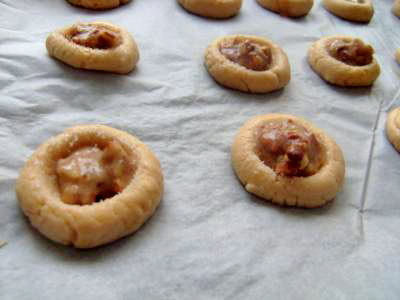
[220,39,272,71]
[328,39,373,66]
[70,25,122,49]
[256,120,324,177]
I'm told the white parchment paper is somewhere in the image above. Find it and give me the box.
[1,0,399,299]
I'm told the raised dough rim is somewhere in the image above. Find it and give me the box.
[16,125,163,248]
[210,35,288,77]
[231,113,346,208]
[205,34,291,93]
[308,35,380,86]
[66,0,131,10]
[386,107,400,152]
[177,0,243,18]
[46,21,139,73]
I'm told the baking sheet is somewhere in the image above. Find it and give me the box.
[1,0,400,299]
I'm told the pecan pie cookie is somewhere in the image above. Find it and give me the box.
[16,125,163,248]
[46,21,139,74]
[256,0,314,17]
[232,114,345,208]
[178,0,242,18]
[66,0,130,10]
[393,0,400,17]
[323,0,374,22]
[308,36,380,86]
[386,107,400,152]
[205,35,291,93]
[396,49,400,64]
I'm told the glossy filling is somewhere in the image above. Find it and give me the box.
[220,39,272,71]
[328,39,373,66]
[256,120,324,177]
[56,140,135,205]
[69,25,122,49]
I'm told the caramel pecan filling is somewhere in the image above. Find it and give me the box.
[220,39,272,71]
[56,140,135,205]
[69,25,122,49]
[256,120,324,177]
[328,39,373,66]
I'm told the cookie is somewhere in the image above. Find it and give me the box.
[308,35,380,86]
[393,0,400,17]
[205,35,291,93]
[16,125,163,248]
[323,0,374,22]
[386,107,400,152]
[397,49,400,64]
[46,21,139,74]
[178,0,242,18]
[232,114,345,208]
[66,0,130,10]
[256,0,314,17]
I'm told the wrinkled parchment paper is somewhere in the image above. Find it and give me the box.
[1,0,400,299]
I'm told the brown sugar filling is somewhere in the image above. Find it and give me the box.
[256,120,325,177]
[68,25,122,49]
[220,39,272,71]
[328,39,374,66]
[56,140,135,205]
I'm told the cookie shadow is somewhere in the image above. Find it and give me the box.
[23,200,164,264]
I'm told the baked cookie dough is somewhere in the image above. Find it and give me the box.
[256,0,314,17]
[205,35,291,93]
[386,107,400,152]
[66,0,130,10]
[16,125,163,248]
[232,114,345,208]
[46,21,139,74]
[393,0,400,17]
[323,0,374,22]
[308,35,380,86]
[178,0,242,18]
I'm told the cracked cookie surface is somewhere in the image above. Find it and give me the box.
[16,125,163,248]
[232,114,345,208]
[205,35,290,93]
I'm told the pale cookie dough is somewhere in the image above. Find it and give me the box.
[232,114,345,208]
[393,0,400,17]
[256,0,314,17]
[178,0,242,18]
[386,107,400,152]
[397,49,400,64]
[16,125,163,248]
[46,21,139,74]
[205,35,291,93]
[66,0,130,10]
[308,35,380,86]
[323,0,374,22]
